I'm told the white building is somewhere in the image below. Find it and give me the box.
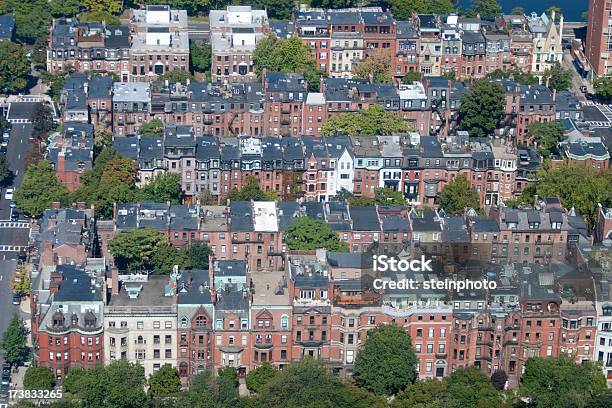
[104,275,178,377]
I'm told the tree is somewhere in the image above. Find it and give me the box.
[251,0,294,20]
[94,127,113,156]
[353,323,418,396]
[253,35,322,91]
[1,314,29,365]
[311,0,357,9]
[543,62,572,91]
[184,241,212,270]
[469,0,502,20]
[138,119,165,137]
[443,367,503,408]
[150,243,190,274]
[197,188,215,205]
[285,217,349,252]
[63,360,147,408]
[0,41,30,94]
[141,172,182,204]
[80,10,121,26]
[0,0,52,41]
[246,363,277,393]
[526,121,565,158]
[520,355,608,408]
[32,103,54,137]
[253,358,385,408]
[321,104,410,136]
[14,161,69,217]
[108,228,169,271]
[402,71,422,84]
[534,164,612,228]
[0,154,11,186]
[594,76,612,101]
[40,72,67,103]
[12,264,30,296]
[161,70,194,84]
[148,364,181,398]
[374,188,405,206]
[353,52,393,83]
[50,0,81,17]
[511,7,526,15]
[82,0,122,14]
[439,174,481,216]
[487,68,538,85]
[216,367,240,407]
[490,370,508,391]
[23,367,55,390]
[190,40,212,74]
[389,0,455,20]
[32,36,48,68]
[392,378,446,408]
[459,79,504,137]
[226,175,278,203]
[142,0,212,16]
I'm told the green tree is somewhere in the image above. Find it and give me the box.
[487,68,538,85]
[226,175,278,203]
[0,0,52,41]
[142,0,212,16]
[443,367,503,408]
[190,40,212,74]
[402,71,422,84]
[285,217,349,252]
[543,62,572,91]
[14,161,69,217]
[148,364,181,398]
[40,72,67,103]
[161,70,194,84]
[469,0,502,19]
[490,370,508,391]
[253,35,322,91]
[321,104,410,136]
[251,0,294,19]
[1,314,29,365]
[32,103,54,138]
[0,41,30,94]
[216,367,240,407]
[138,119,165,137]
[459,79,504,137]
[23,366,55,390]
[520,355,608,408]
[50,0,81,17]
[374,188,405,206]
[353,323,418,396]
[353,52,393,83]
[184,241,212,270]
[32,36,48,68]
[594,76,612,101]
[82,0,122,14]
[311,0,357,8]
[511,7,526,15]
[141,172,182,204]
[0,154,11,186]
[253,358,385,408]
[246,363,277,393]
[94,127,113,156]
[108,228,168,271]
[392,378,446,408]
[534,164,612,228]
[80,10,121,26]
[526,121,565,158]
[390,0,455,20]
[63,360,147,408]
[439,174,481,215]
[151,243,190,274]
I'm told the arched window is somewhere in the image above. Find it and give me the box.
[280,314,289,329]
[180,317,188,328]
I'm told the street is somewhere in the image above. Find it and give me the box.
[0,110,34,379]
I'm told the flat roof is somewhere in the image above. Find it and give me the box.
[251,270,290,306]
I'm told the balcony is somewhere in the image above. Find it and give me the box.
[435,352,447,359]
[476,340,493,347]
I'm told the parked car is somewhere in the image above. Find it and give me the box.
[9,200,16,208]
[11,210,18,221]
[12,292,21,305]
[4,188,13,200]
[1,364,10,386]
[580,85,588,93]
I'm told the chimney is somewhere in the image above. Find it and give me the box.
[552,89,556,102]
[83,82,89,96]
[111,267,119,295]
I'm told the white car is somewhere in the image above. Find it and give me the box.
[4,188,13,200]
